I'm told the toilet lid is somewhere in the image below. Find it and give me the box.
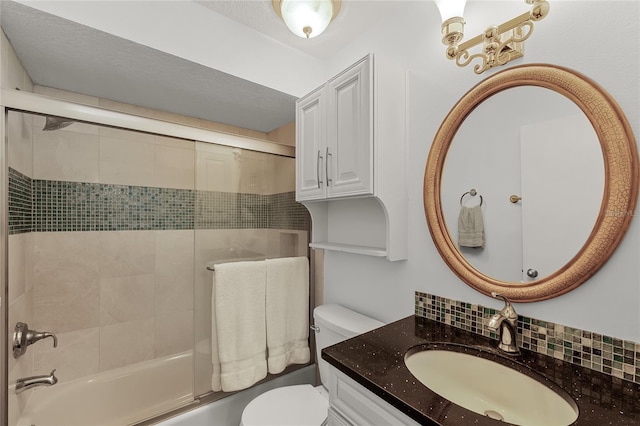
[241,384,329,426]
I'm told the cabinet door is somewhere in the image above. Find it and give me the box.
[329,367,421,426]
[296,87,327,201]
[326,55,374,198]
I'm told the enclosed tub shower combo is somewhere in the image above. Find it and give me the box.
[1,90,314,426]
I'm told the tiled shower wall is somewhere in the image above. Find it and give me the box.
[6,116,204,391]
[6,111,309,423]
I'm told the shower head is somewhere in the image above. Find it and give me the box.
[42,116,74,131]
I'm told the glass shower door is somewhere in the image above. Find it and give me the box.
[4,108,310,425]
[193,142,310,397]
[5,110,196,425]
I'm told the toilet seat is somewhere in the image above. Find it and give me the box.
[240,384,329,426]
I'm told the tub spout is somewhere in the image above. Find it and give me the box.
[16,369,58,394]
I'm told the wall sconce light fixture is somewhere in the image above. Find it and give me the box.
[272,0,341,39]
[435,0,550,74]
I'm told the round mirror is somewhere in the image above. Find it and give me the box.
[424,64,639,302]
[442,86,604,283]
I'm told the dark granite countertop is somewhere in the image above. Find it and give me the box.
[322,315,640,425]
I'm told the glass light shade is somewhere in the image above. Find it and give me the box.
[434,0,466,22]
[280,0,334,38]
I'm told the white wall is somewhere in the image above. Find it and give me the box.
[322,1,640,342]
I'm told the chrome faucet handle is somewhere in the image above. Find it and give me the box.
[13,322,58,359]
[491,292,518,320]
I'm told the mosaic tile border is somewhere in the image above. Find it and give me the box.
[8,169,310,234]
[8,168,33,234]
[268,191,311,231]
[415,291,640,384]
[33,180,195,232]
[195,191,309,231]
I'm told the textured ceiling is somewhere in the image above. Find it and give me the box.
[195,0,398,60]
[0,0,398,133]
[0,1,298,133]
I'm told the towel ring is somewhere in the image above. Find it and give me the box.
[460,189,483,206]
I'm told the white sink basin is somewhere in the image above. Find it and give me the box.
[405,347,579,426]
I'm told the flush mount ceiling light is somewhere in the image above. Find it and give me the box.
[435,0,550,74]
[272,0,341,39]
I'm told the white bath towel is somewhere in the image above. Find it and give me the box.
[212,260,267,392]
[458,205,485,248]
[210,274,222,392]
[265,257,310,374]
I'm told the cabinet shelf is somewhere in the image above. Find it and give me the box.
[308,242,387,257]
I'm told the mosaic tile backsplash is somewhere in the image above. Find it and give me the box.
[415,291,640,384]
[9,168,310,234]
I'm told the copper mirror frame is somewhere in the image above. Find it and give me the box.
[424,64,639,302]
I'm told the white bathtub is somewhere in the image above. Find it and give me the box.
[17,351,193,426]
[158,365,316,426]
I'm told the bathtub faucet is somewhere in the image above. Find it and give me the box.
[16,370,58,394]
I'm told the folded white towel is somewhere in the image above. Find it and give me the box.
[213,260,267,392]
[458,205,485,248]
[265,257,310,374]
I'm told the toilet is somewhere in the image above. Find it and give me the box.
[240,304,384,426]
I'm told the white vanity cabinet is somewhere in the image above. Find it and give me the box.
[296,55,373,201]
[327,367,420,426]
[296,54,407,261]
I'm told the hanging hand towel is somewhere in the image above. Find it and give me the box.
[265,257,310,374]
[213,260,267,392]
[458,205,485,248]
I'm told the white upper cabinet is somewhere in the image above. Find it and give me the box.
[295,54,407,261]
[296,87,327,200]
[297,55,373,201]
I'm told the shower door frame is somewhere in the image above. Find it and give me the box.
[0,89,299,426]
[1,106,9,426]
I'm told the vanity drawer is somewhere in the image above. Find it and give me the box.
[329,368,420,426]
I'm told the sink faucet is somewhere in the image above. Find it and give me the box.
[15,370,58,394]
[487,292,520,355]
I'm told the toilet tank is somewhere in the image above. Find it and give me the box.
[313,304,384,387]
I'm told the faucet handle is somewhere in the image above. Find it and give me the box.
[13,322,58,359]
[491,292,511,304]
[491,292,518,320]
